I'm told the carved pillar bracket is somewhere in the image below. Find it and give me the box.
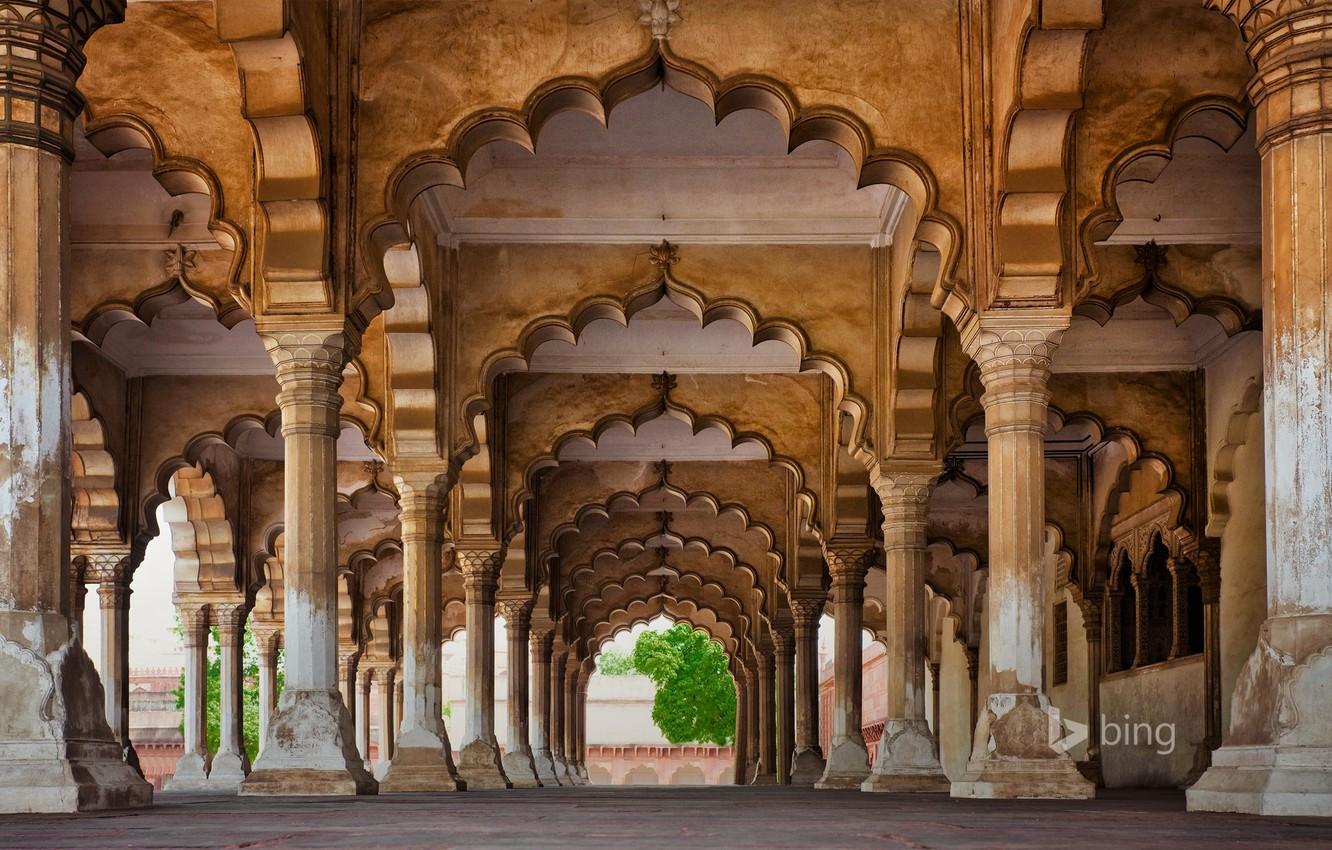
[816,542,873,790]
[865,470,949,793]
[242,324,376,797]
[455,547,511,789]
[789,594,826,785]
[952,313,1093,801]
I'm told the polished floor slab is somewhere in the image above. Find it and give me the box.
[2,787,1330,849]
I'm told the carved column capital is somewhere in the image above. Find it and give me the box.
[824,542,874,592]
[498,599,533,632]
[178,605,209,647]
[1207,1,1332,151]
[77,548,132,586]
[457,547,504,602]
[875,470,938,552]
[959,313,1069,433]
[260,325,355,440]
[0,1,126,158]
[1076,593,1104,637]
[757,650,776,676]
[96,579,130,612]
[963,645,980,680]
[253,625,283,658]
[374,665,396,689]
[393,468,449,546]
[212,601,247,643]
[772,629,795,660]
[789,596,825,634]
[1194,545,1223,604]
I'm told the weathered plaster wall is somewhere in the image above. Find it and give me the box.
[1100,656,1204,788]
[1044,587,1090,763]
[937,626,972,782]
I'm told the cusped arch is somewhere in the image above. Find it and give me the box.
[162,464,237,596]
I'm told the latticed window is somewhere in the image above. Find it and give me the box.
[1053,601,1068,686]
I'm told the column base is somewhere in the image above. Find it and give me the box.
[380,726,465,792]
[204,750,249,793]
[239,689,377,796]
[949,693,1094,800]
[789,747,825,785]
[1077,758,1105,788]
[751,769,779,785]
[815,737,870,789]
[501,749,542,788]
[457,739,511,789]
[551,755,570,785]
[164,751,211,791]
[862,719,949,792]
[532,747,560,785]
[576,763,591,784]
[1187,614,1332,816]
[0,613,153,812]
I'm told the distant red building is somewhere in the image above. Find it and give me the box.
[819,641,887,762]
[129,667,184,789]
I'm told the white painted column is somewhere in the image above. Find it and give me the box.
[498,600,541,786]
[0,2,150,812]
[242,326,375,795]
[253,627,281,759]
[380,470,461,792]
[357,668,373,769]
[817,542,873,789]
[456,547,511,789]
[88,551,139,773]
[864,470,949,792]
[167,605,211,790]
[952,313,1092,800]
[208,602,251,789]
[1189,1,1332,817]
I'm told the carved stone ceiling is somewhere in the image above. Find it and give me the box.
[426,85,906,245]
[1053,297,1240,373]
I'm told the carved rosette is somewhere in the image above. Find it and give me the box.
[261,328,354,440]
[875,473,937,552]
[789,597,825,636]
[1207,0,1332,151]
[457,549,504,604]
[960,316,1069,434]
[0,1,126,158]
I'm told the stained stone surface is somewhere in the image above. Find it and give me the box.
[1,788,1330,849]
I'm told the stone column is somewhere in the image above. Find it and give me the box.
[1186,547,1223,786]
[563,657,583,785]
[498,600,540,786]
[253,627,281,758]
[816,543,874,789]
[87,551,139,773]
[529,627,560,784]
[338,651,359,727]
[575,664,591,783]
[550,649,569,780]
[208,602,251,789]
[380,469,461,792]
[167,605,212,790]
[373,667,395,780]
[393,674,404,755]
[753,651,778,784]
[357,668,373,769]
[0,0,151,814]
[733,670,749,783]
[774,628,795,784]
[964,646,979,734]
[68,562,88,634]
[789,596,826,784]
[1189,7,1332,816]
[1130,572,1150,668]
[1077,596,1104,786]
[865,471,949,792]
[1166,557,1190,660]
[952,314,1092,799]
[745,666,761,782]
[242,326,375,796]
[455,546,511,789]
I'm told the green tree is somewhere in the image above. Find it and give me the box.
[630,624,735,746]
[596,648,637,676]
[174,620,283,762]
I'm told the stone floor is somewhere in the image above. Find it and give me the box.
[2,787,1331,849]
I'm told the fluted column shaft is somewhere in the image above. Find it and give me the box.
[208,603,250,788]
[88,552,135,766]
[168,605,211,790]
[376,667,396,769]
[254,628,281,758]
[865,472,949,792]
[357,670,372,765]
[243,327,374,795]
[789,597,825,784]
[952,314,1092,800]
[817,543,873,789]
